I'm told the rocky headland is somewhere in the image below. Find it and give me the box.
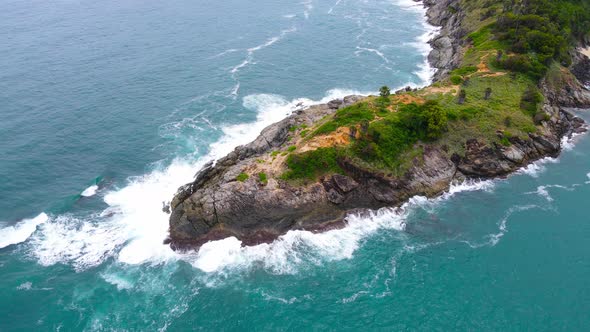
[166,0,590,250]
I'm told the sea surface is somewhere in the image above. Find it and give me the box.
[1,0,589,330]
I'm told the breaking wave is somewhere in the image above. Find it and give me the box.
[0,213,48,249]
[25,89,369,271]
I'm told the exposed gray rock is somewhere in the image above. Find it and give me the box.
[423,0,464,81]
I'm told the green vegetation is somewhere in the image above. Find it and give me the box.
[281,148,343,180]
[313,102,375,136]
[236,173,249,182]
[278,0,589,181]
[450,75,463,85]
[493,0,590,78]
[520,85,544,116]
[287,146,297,152]
[451,66,478,76]
[351,101,448,170]
[258,172,268,185]
[289,123,309,133]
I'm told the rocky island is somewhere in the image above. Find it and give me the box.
[166,0,590,250]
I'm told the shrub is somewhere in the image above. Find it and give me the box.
[520,85,543,116]
[281,148,343,180]
[313,102,375,136]
[500,136,511,147]
[258,172,268,184]
[287,146,296,152]
[450,75,463,85]
[459,107,482,121]
[422,101,448,139]
[452,66,478,76]
[498,54,546,80]
[379,86,391,98]
[236,173,249,182]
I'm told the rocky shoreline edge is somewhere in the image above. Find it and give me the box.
[165,0,590,250]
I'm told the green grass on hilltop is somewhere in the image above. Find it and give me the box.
[279,0,590,181]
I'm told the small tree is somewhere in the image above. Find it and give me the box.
[379,86,391,98]
[422,101,448,139]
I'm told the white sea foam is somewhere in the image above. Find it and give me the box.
[393,0,427,13]
[261,291,299,304]
[526,184,576,202]
[81,185,99,197]
[27,89,369,271]
[444,179,495,198]
[210,48,239,58]
[516,157,559,178]
[27,107,498,274]
[302,0,313,19]
[413,27,439,85]
[188,206,409,274]
[16,282,32,291]
[395,0,439,85]
[561,131,585,151]
[0,213,48,249]
[487,205,538,246]
[101,272,134,290]
[186,178,495,274]
[535,186,553,202]
[229,26,297,95]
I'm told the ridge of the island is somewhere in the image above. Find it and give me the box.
[166,0,590,250]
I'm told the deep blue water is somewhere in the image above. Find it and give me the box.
[1,0,590,331]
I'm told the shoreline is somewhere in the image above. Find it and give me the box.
[167,0,590,251]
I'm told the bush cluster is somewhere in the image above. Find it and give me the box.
[353,101,447,168]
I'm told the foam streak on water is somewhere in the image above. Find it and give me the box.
[81,185,99,197]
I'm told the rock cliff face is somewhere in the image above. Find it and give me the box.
[423,0,465,81]
[166,0,590,250]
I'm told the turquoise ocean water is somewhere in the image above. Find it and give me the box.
[1,0,589,330]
